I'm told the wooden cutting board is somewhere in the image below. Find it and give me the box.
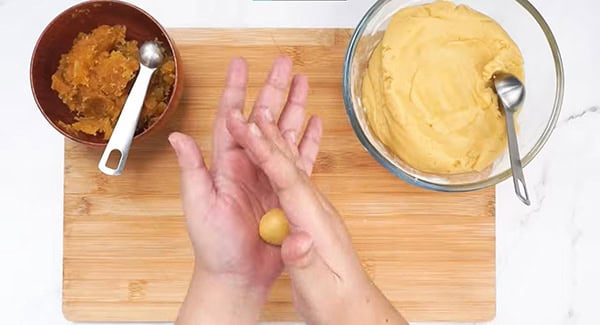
[63,29,495,323]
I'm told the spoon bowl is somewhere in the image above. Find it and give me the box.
[140,42,164,69]
[494,73,526,112]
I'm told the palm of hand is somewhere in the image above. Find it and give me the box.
[191,146,282,288]
[172,57,320,292]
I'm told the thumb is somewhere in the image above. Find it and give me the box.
[282,232,340,281]
[168,132,214,214]
[281,231,314,269]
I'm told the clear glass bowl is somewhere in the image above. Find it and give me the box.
[342,0,564,192]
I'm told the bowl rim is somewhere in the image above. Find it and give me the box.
[342,0,565,192]
[30,0,181,147]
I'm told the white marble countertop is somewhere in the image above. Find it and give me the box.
[1,0,599,324]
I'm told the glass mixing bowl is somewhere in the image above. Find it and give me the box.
[342,0,564,192]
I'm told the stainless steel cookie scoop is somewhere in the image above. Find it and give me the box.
[98,41,164,176]
[493,73,530,206]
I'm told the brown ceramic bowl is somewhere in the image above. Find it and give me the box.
[30,0,183,147]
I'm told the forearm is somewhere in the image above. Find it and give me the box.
[296,265,407,325]
[324,278,407,325]
[176,270,266,325]
[356,280,408,325]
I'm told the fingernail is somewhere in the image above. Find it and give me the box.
[232,110,244,121]
[249,123,262,137]
[286,131,297,144]
[168,133,178,149]
[263,108,274,122]
[168,134,182,158]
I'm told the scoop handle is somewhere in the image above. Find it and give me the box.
[98,66,156,176]
[504,109,530,206]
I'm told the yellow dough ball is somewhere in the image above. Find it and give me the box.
[259,208,290,246]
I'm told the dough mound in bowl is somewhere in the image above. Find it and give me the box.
[362,1,524,174]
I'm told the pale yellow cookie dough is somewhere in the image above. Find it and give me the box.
[362,1,524,174]
[259,208,289,246]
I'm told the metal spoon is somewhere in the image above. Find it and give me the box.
[493,73,530,206]
[98,42,164,176]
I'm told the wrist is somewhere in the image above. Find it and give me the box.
[176,269,267,325]
[345,275,407,325]
[298,270,403,325]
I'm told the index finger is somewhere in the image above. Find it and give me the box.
[212,57,248,161]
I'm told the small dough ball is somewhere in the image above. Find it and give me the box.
[259,208,290,246]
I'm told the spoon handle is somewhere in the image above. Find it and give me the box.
[98,66,156,176]
[504,110,530,205]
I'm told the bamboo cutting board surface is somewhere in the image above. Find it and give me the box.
[63,29,495,323]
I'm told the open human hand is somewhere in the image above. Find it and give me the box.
[170,56,322,325]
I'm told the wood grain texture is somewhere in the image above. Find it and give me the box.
[63,28,496,322]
